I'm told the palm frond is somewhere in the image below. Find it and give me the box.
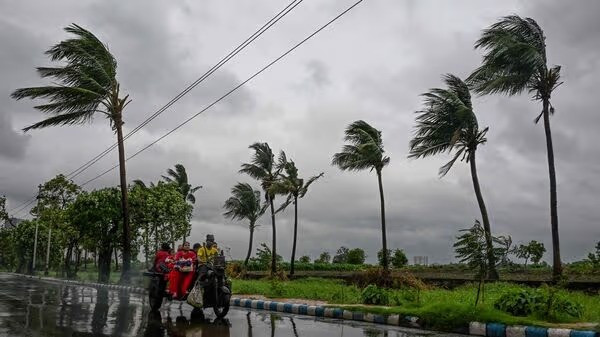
[332,120,388,173]
[12,23,119,131]
[22,109,96,131]
[468,15,549,99]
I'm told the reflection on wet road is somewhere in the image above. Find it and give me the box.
[0,274,462,336]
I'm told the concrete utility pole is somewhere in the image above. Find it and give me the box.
[44,224,51,276]
[31,187,41,274]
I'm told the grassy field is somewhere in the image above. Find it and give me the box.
[232,278,600,331]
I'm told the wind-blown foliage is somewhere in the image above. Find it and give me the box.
[162,164,202,204]
[11,24,134,283]
[454,221,507,305]
[332,120,391,271]
[409,74,498,279]
[467,15,563,279]
[409,74,488,176]
[223,183,267,267]
[240,142,281,276]
[270,152,323,275]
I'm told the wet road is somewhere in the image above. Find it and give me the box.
[0,273,464,337]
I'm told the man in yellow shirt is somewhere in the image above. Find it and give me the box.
[197,234,219,264]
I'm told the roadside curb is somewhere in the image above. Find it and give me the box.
[230,297,599,337]
[8,272,148,294]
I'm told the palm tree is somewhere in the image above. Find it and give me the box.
[467,15,563,279]
[240,142,280,276]
[162,164,202,243]
[270,152,323,275]
[409,74,498,280]
[332,120,390,270]
[11,24,134,283]
[223,183,267,267]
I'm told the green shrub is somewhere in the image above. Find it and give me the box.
[494,289,541,316]
[361,284,389,305]
[494,287,583,319]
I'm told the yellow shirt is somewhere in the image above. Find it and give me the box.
[197,244,218,264]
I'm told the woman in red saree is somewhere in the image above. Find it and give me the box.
[168,242,197,299]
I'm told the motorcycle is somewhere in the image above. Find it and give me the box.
[143,254,232,318]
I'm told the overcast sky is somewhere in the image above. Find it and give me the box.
[1,0,599,264]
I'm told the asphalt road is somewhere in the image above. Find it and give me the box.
[0,273,466,337]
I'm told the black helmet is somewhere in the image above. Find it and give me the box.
[160,242,171,251]
[206,234,215,243]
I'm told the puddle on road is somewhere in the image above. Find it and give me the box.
[0,274,441,337]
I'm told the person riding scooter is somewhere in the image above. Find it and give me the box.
[197,234,219,282]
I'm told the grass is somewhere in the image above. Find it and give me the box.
[231,278,600,331]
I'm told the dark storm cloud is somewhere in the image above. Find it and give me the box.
[1,0,598,264]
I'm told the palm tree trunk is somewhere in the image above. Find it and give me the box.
[543,99,562,280]
[244,223,255,268]
[115,114,132,283]
[290,196,299,276]
[376,169,388,271]
[469,150,499,280]
[269,197,277,276]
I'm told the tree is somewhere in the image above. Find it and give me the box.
[252,243,282,269]
[409,74,498,280]
[298,256,310,263]
[332,120,390,270]
[392,249,408,268]
[0,196,8,224]
[31,174,81,276]
[315,252,331,264]
[223,183,267,267]
[270,152,323,275]
[240,142,281,276]
[378,249,408,268]
[130,181,193,266]
[347,248,366,265]
[588,241,600,269]
[11,24,134,283]
[162,164,202,243]
[454,220,506,305]
[467,15,563,279]
[332,246,349,264]
[71,188,122,282]
[513,240,546,267]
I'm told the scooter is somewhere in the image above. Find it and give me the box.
[143,254,232,318]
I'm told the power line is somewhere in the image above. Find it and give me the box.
[80,0,364,187]
[8,0,303,216]
[66,0,304,181]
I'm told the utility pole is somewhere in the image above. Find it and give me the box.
[31,187,41,274]
[44,223,51,276]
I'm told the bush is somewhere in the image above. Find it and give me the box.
[494,289,540,316]
[361,285,389,305]
[494,287,584,319]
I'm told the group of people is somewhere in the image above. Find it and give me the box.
[153,234,220,299]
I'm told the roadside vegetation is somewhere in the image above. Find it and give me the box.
[232,278,600,330]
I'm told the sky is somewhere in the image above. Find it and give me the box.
[1,0,599,264]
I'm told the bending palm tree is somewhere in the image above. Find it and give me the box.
[270,152,323,275]
[467,15,563,278]
[11,24,134,283]
[240,143,281,276]
[223,183,267,267]
[409,74,498,280]
[332,121,390,270]
[162,163,202,243]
